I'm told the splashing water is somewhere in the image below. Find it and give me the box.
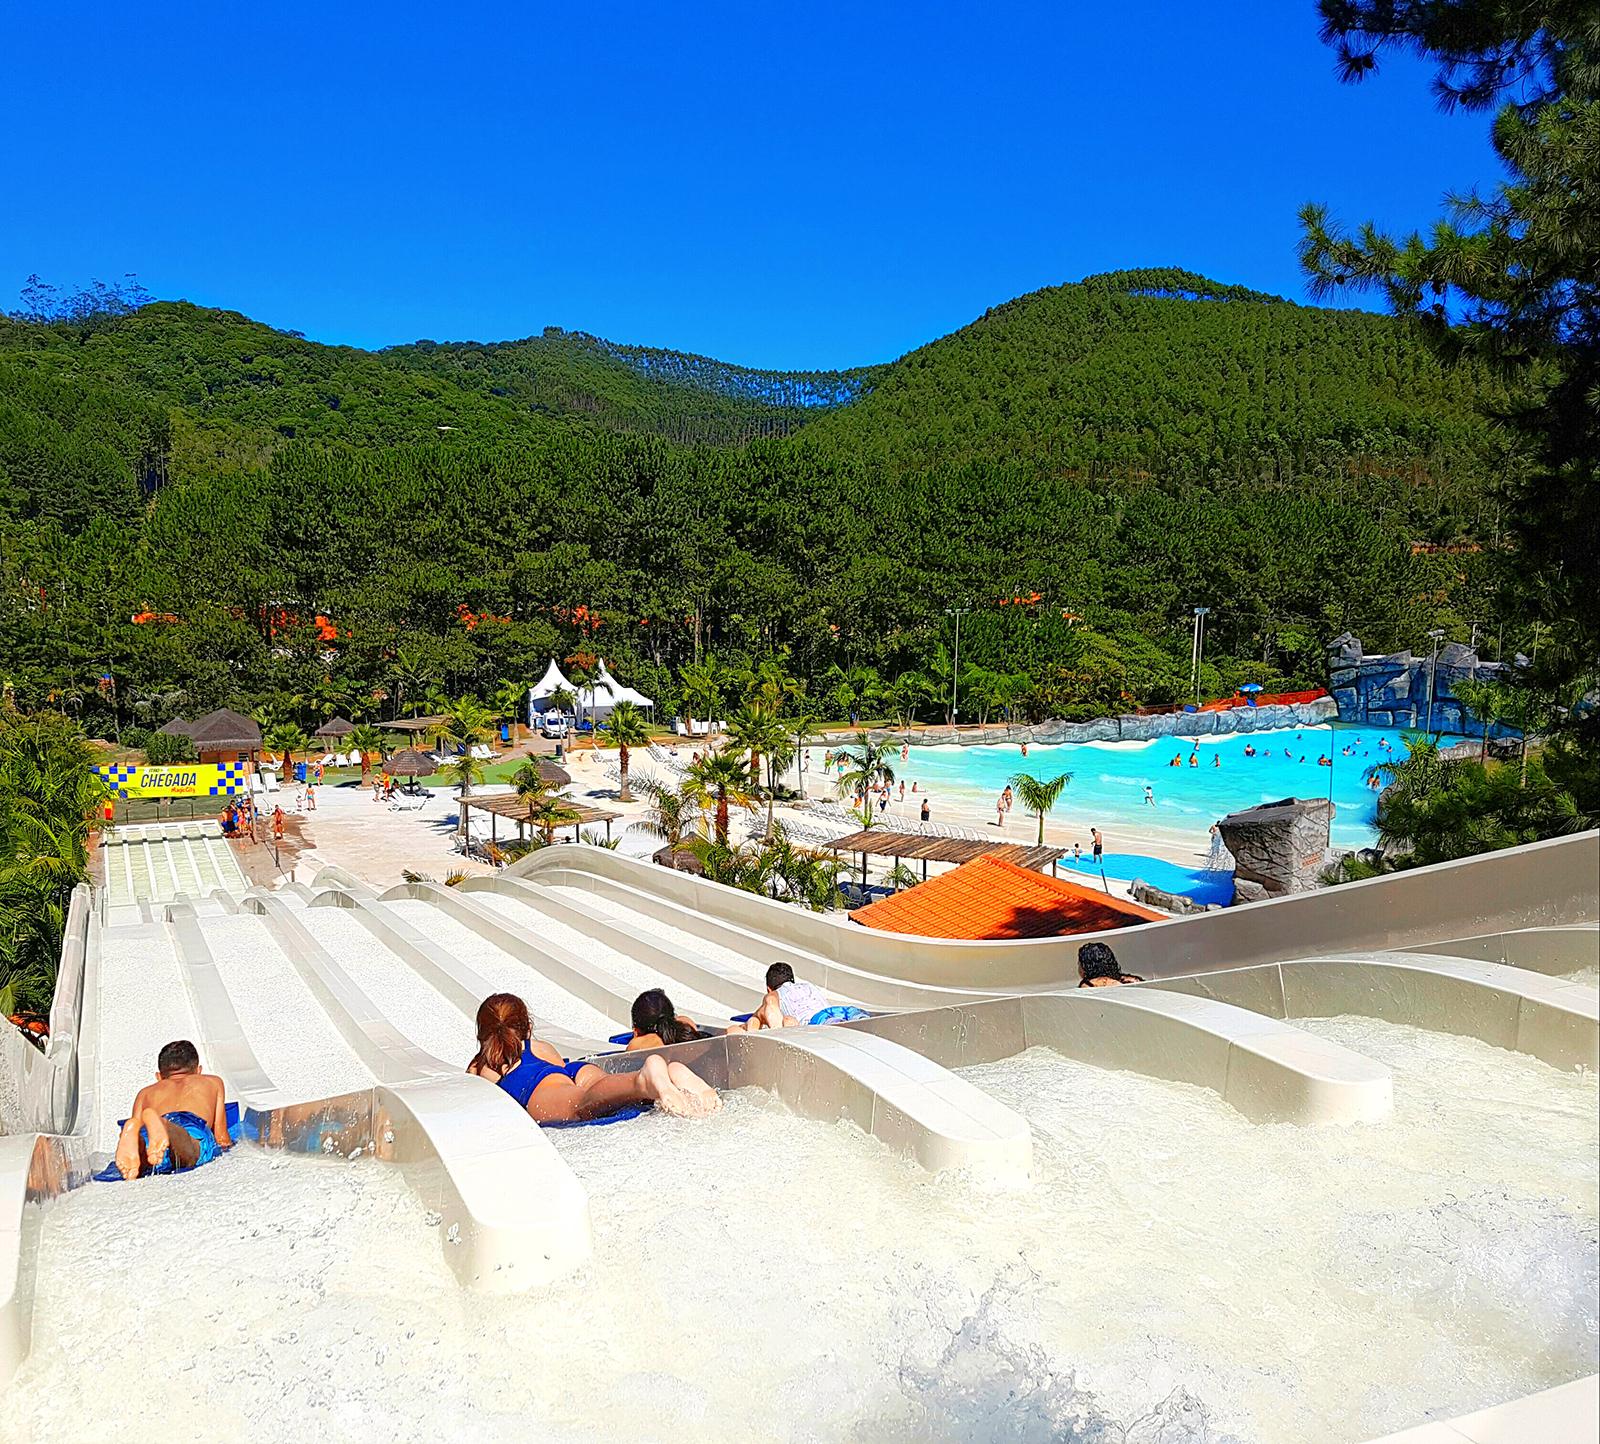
[4,1017,1593,1444]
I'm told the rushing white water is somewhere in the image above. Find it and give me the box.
[7,1017,1594,1444]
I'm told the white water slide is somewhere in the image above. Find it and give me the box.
[1,827,1594,1441]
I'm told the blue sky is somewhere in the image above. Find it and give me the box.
[0,2,1499,370]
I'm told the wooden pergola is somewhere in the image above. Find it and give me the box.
[459,791,623,847]
[824,829,1067,882]
[383,715,450,734]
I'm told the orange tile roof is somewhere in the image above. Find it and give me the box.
[849,854,1165,940]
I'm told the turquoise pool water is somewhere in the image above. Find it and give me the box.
[896,723,1411,852]
[1062,853,1236,906]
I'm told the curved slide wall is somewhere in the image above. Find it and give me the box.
[511,830,1599,989]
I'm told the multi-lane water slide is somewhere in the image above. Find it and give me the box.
[1,824,1595,1440]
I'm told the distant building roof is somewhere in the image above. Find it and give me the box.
[848,855,1164,940]
[184,708,262,753]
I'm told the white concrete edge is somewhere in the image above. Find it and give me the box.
[307,889,605,1060]
[533,864,1012,1011]
[462,875,761,1016]
[843,992,1394,1126]
[377,1074,594,1291]
[510,831,1600,990]
[1361,1373,1597,1443]
[1149,952,1599,1073]
[377,881,638,1029]
[589,1030,1033,1183]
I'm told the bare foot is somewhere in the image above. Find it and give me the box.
[114,1128,143,1181]
[639,1055,695,1118]
[142,1111,171,1172]
[667,1061,721,1115]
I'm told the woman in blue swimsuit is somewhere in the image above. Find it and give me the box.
[468,994,719,1121]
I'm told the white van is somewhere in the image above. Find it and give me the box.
[538,711,569,739]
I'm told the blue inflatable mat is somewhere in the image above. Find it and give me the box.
[94,1103,242,1182]
[540,1103,651,1130]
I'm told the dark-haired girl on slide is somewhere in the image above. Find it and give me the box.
[469,993,718,1121]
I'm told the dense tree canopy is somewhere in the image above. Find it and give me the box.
[0,267,1537,740]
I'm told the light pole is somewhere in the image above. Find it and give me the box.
[1424,629,1446,734]
[945,607,969,727]
[1191,607,1210,706]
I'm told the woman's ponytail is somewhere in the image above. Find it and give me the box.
[471,992,531,1074]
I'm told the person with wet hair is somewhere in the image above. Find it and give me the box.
[1077,941,1143,988]
[626,988,702,1051]
[468,993,718,1121]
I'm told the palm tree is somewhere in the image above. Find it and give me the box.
[833,738,897,828]
[1008,770,1072,843]
[678,660,720,735]
[1451,677,1508,760]
[444,752,485,797]
[601,699,651,801]
[263,722,308,777]
[746,655,802,712]
[550,685,576,725]
[884,861,920,892]
[787,711,823,795]
[512,760,577,844]
[629,777,704,851]
[347,723,386,779]
[723,703,791,835]
[445,696,495,755]
[492,678,530,749]
[525,791,578,846]
[683,751,757,847]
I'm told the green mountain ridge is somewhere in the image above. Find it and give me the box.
[0,266,1514,742]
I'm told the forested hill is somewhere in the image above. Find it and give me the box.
[0,267,1517,738]
[796,270,1504,482]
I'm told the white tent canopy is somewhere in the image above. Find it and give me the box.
[529,659,575,720]
[596,658,653,709]
[528,658,651,724]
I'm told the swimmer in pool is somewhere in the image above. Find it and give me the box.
[114,1039,232,1180]
[469,994,718,1120]
[1143,785,1155,805]
[1212,753,1220,767]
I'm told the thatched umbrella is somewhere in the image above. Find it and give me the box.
[384,748,434,781]
[315,716,355,740]
[533,758,571,787]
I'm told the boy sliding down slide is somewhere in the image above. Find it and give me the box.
[114,1040,232,1180]
[726,963,866,1031]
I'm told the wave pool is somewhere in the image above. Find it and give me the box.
[898,723,1413,852]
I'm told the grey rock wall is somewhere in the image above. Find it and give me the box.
[1217,797,1334,903]
[1327,631,1521,737]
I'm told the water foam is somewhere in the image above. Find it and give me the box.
[6,1018,1594,1443]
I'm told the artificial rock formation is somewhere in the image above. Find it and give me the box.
[1217,797,1334,905]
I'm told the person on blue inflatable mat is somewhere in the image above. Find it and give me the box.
[113,1039,232,1180]
[725,963,868,1031]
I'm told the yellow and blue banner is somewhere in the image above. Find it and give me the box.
[94,761,250,798]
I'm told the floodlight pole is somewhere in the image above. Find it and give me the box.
[1424,629,1445,734]
[1191,607,1210,705]
[945,607,969,727]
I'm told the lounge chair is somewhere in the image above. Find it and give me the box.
[249,774,265,795]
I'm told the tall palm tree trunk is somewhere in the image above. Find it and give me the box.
[619,744,632,802]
